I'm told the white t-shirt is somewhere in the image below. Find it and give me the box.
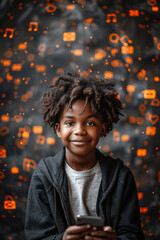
[65,161,102,224]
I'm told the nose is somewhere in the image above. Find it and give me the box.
[73,124,86,135]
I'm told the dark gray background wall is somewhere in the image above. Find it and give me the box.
[0,0,160,239]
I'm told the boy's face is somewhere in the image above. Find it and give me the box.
[55,99,106,169]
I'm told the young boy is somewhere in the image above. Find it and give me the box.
[25,72,145,240]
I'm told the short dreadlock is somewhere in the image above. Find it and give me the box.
[42,72,123,134]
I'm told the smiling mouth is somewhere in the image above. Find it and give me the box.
[70,140,90,145]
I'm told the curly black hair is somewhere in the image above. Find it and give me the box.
[41,72,123,134]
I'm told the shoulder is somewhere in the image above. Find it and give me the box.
[32,148,65,180]
[98,149,133,182]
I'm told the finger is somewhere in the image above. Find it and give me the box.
[91,230,116,238]
[103,226,115,232]
[68,225,91,234]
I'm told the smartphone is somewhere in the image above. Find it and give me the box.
[76,215,104,229]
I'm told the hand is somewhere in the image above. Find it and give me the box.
[63,224,92,240]
[84,226,117,240]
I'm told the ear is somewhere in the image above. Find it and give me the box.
[55,123,61,138]
[100,123,107,137]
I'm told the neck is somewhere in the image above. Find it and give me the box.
[65,148,97,171]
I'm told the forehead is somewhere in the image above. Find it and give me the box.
[60,99,99,118]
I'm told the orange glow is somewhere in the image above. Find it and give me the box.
[129,10,139,16]
[137,149,147,157]
[71,49,83,56]
[126,84,136,93]
[121,46,134,54]
[109,33,119,43]
[84,17,94,25]
[106,13,117,23]
[23,158,36,172]
[143,89,156,99]
[1,59,11,66]
[140,207,148,213]
[28,22,38,31]
[121,134,130,142]
[113,130,120,142]
[11,167,19,174]
[4,195,16,209]
[12,64,22,71]
[3,28,14,38]
[13,114,23,123]
[138,192,143,200]
[63,32,76,41]
[94,49,107,60]
[1,115,9,122]
[46,4,57,12]
[35,64,46,72]
[46,137,56,145]
[0,146,6,158]
[104,71,114,79]
[0,126,9,136]
[32,126,43,134]
[66,4,75,10]
[36,135,46,144]
[18,42,27,50]
[146,126,156,136]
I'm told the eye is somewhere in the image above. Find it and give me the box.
[87,121,95,126]
[65,121,74,126]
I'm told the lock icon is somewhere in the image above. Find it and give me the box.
[4,195,16,209]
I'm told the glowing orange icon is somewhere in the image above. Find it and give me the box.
[0,126,9,136]
[1,59,11,67]
[121,46,134,54]
[11,166,19,174]
[140,207,148,213]
[6,72,13,82]
[0,146,6,158]
[18,42,27,50]
[138,192,143,200]
[121,135,130,142]
[106,13,117,23]
[94,49,107,60]
[143,89,156,99]
[12,64,22,71]
[46,137,56,145]
[3,28,14,38]
[46,4,57,12]
[147,0,157,6]
[35,64,46,72]
[1,115,9,122]
[137,149,147,157]
[28,22,38,31]
[23,158,36,172]
[36,135,46,145]
[104,71,114,79]
[63,32,76,41]
[4,195,16,209]
[151,98,160,107]
[32,126,43,134]
[146,126,156,136]
[129,10,139,16]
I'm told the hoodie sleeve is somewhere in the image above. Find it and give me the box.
[25,173,64,240]
[117,169,145,240]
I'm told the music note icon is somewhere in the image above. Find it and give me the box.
[3,28,14,38]
[28,22,38,32]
